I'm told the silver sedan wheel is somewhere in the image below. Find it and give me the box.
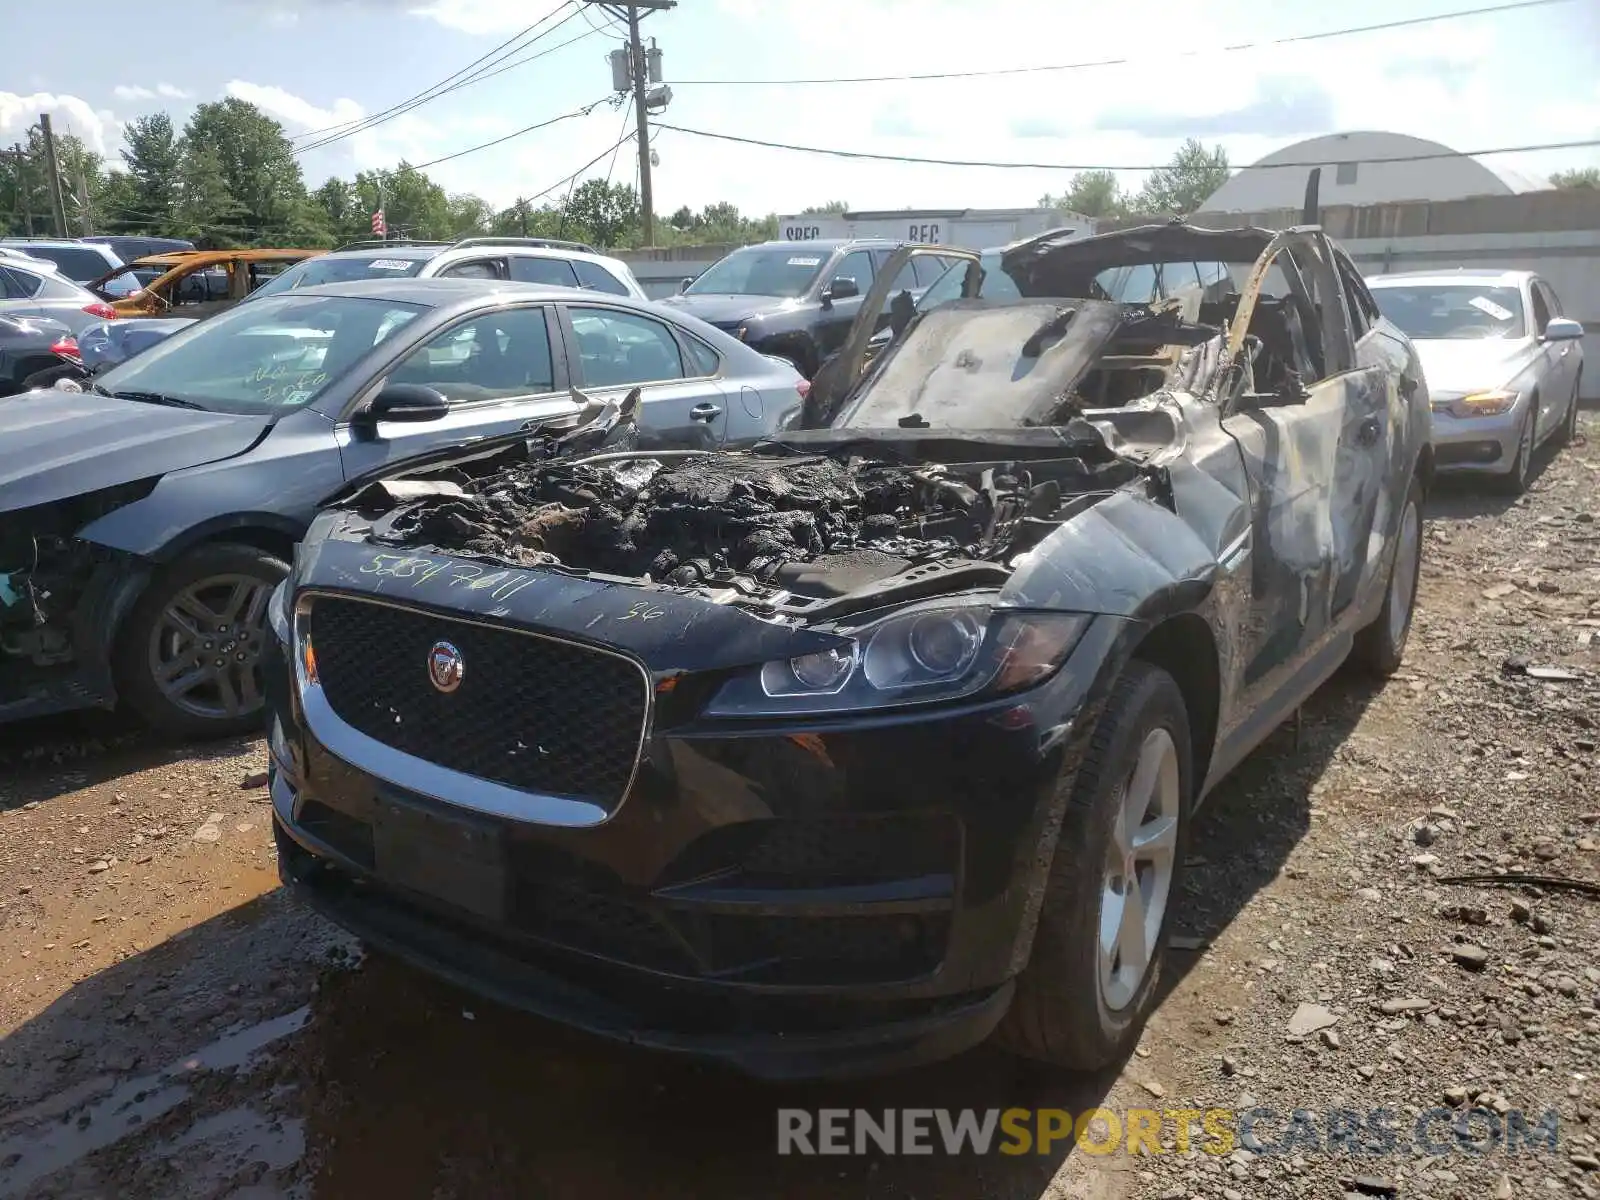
[1099,727,1181,1011]
[1387,496,1422,648]
[147,574,274,721]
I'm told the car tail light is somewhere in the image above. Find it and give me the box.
[82,301,119,321]
[795,378,811,400]
[49,336,81,361]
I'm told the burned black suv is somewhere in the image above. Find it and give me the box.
[266,224,1432,1079]
[656,238,954,377]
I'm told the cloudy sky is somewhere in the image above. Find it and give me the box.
[3,0,1598,218]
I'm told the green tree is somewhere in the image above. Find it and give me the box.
[1040,170,1127,219]
[351,165,451,240]
[119,113,181,231]
[181,98,307,239]
[1549,167,1600,190]
[563,179,639,247]
[446,193,494,238]
[172,144,245,246]
[1136,139,1231,216]
[801,199,849,215]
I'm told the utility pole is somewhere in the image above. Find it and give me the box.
[74,160,95,235]
[589,1,674,246]
[37,114,70,239]
[5,145,32,235]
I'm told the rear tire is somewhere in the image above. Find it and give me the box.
[1352,475,1424,678]
[114,542,289,739]
[994,661,1192,1071]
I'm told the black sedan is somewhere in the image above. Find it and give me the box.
[265,222,1433,1079]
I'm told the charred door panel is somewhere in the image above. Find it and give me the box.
[1326,364,1390,620]
[1221,396,1342,703]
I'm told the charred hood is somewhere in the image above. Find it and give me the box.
[342,440,1143,610]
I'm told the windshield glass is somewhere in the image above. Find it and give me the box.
[249,254,428,300]
[92,294,426,416]
[836,300,1119,430]
[1370,284,1527,340]
[917,251,1022,311]
[686,247,828,298]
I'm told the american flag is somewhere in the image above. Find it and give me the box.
[371,209,387,236]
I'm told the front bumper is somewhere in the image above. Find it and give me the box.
[1429,402,1525,473]
[264,590,1121,1079]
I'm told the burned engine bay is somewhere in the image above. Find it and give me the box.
[362,443,1146,611]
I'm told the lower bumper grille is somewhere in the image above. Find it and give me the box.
[307,595,649,806]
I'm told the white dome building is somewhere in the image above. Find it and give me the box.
[1198,131,1545,213]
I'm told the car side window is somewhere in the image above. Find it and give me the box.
[912,256,950,287]
[1536,280,1562,318]
[830,250,874,295]
[1530,284,1552,334]
[1335,258,1379,341]
[0,266,42,299]
[438,257,504,280]
[388,306,554,401]
[683,334,720,377]
[572,259,630,296]
[508,256,581,288]
[881,257,919,311]
[569,306,685,387]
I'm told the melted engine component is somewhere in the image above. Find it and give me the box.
[371,451,1046,593]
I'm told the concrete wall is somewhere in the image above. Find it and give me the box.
[616,243,739,299]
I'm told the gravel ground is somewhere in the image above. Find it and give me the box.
[1,417,1596,1200]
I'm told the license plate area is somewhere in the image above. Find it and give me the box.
[372,792,507,921]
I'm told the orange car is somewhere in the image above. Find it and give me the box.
[90,248,323,319]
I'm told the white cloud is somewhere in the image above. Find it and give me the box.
[226,80,365,136]
[0,91,118,154]
[113,82,192,103]
[406,0,542,35]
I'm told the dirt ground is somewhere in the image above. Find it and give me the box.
[3,418,1598,1200]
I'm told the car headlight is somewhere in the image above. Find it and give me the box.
[703,600,1091,718]
[267,579,291,645]
[1455,388,1518,417]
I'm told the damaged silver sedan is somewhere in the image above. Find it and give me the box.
[264,221,1434,1078]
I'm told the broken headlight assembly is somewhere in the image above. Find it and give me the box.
[704,600,1090,718]
[267,578,291,646]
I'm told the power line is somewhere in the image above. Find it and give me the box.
[293,3,584,154]
[602,104,634,189]
[422,23,605,98]
[653,124,1600,172]
[397,98,613,173]
[527,130,637,205]
[291,3,574,143]
[673,0,1574,85]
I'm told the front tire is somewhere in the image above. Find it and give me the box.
[1497,402,1536,495]
[1352,475,1423,678]
[114,542,289,738]
[1556,375,1582,448]
[995,661,1192,1071]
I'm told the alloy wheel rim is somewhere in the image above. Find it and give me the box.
[1388,499,1422,648]
[147,574,274,720]
[1517,414,1534,483]
[1099,727,1181,1012]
